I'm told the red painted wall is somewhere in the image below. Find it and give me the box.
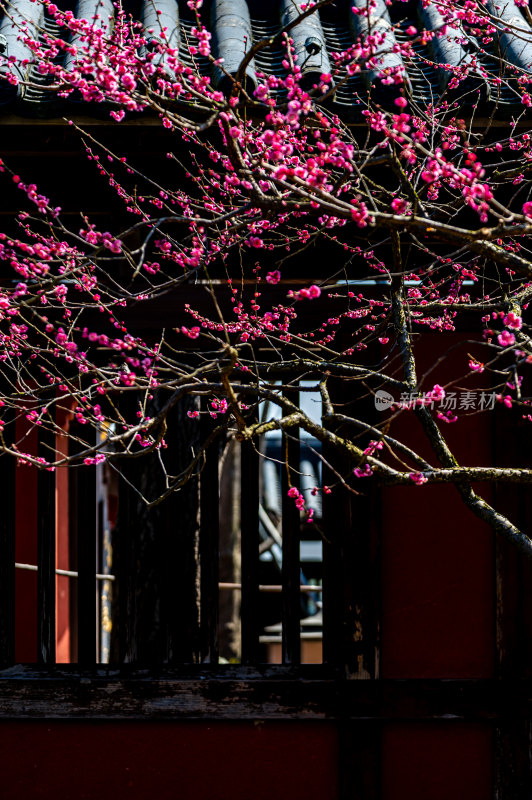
[56,416,72,663]
[0,721,338,800]
[15,413,74,663]
[381,332,495,678]
[15,418,38,663]
[379,333,495,799]
[381,483,494,679]
[382,723,492,800]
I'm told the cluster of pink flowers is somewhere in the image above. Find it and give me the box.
[83,454,106,465]
[0,0,526,492]
[288,285,321,301]
[354,464,373,478]
[286,486,305,515]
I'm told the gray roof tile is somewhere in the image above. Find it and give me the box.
[0,0,531,118]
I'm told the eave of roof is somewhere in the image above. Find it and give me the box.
[0,0,531,120]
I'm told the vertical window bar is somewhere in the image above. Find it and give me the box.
[37,424,56,666]
[240,437,260,664]
[76,458,97,665]
[344,381,381,680]
[322,374,381,676]
[0,409,15,667]
[281,419,301,665]
[117,392,137,665]
[161,399,200,664]
[321,429,343,667]
[117,456,137,665]
[199,419,220,664]
[97,497,108,663]
[347,480,380,679]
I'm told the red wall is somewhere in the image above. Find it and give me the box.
[381,483,494,679]
[56,413,72,663]
[379,332,495,799]
[382,723,492,800]
[381,332,494,679]
[0,721,338,800]
[15,418,38,663]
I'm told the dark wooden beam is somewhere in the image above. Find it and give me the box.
[0,674,531,721]
[339,722,381,800]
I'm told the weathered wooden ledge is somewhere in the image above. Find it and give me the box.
[0,668,531,721]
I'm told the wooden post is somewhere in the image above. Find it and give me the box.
[199,414,219,664]
[76,462,98,665]
[322,374,382,798]
[281,424,301,665]
[37,424,56,666]
[0,408,15,667]
[493,404,532,798]
[241,438,260,664]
